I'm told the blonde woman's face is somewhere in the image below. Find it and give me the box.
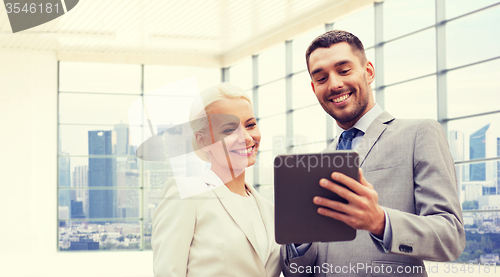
[200,98,260,172]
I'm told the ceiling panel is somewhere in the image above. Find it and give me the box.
[0,0,374,66]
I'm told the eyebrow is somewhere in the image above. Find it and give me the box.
[220,122,239,128]
[245,117,256,123]
[310,60,352,77]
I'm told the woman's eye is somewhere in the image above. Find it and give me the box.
[223,129,236,134]
[246,123,256,128]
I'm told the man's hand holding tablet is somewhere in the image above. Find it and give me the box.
[274,151,361,244]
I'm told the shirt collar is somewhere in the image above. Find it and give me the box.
[200,169,225,188]
[335,103,384,135]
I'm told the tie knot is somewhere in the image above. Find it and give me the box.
[337,128,361,150]
[341,128,360,140]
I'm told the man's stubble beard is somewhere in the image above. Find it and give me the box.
[322,84,370,126]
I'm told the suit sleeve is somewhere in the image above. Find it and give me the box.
[152,178,196,277]
[280,243,318,277]
[386,120,465,261]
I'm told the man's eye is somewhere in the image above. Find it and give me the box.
[317,77,327,83]
[340,69,351,74]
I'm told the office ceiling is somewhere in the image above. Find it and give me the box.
[0,0,375,66]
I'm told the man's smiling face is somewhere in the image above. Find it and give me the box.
[309,42,375,130]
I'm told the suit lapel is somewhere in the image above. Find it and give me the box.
[357,111,394,166]
[247,184,274,265]
[211,184,264,263]
[325,111,395,166]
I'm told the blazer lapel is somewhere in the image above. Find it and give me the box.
[211,184,264,263]
[357,111,395,166]
[247,184,274,265]
[325,111,395,166]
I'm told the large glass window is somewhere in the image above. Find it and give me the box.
[58,62,220,251]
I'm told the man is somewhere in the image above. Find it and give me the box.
[280,30,465,276]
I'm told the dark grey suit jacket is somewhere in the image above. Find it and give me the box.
[280,112,465,277]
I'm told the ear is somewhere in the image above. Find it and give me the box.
[195,133,209,151]
[365,61,375,85]
[310,81,316,93]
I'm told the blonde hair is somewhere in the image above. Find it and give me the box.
[189,83,252,161]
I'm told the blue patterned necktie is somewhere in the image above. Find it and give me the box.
[337,128,361,150]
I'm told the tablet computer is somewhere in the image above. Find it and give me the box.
[274,151,359,244]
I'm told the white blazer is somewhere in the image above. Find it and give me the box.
[152,170,282,277]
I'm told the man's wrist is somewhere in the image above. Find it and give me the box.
[370,208,386,238]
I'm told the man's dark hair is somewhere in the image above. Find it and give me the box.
[305,30,367,74]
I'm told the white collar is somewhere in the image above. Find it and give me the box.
[335,103,384,135]
[200,169,225,188]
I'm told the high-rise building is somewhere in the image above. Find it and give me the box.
[58,154,71,220]
[497,137,500,194]
[73,165,88,216]
[88,131,117,219]
[449,130,464,200]
[469,124,495,183]
[114,123,130,156]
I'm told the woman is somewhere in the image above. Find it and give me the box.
[152,83,282,277]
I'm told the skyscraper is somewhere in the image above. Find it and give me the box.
[58,154,71,220]
[114,123,129,156]
[88,130,117,219]
[497,137,500,194]
[470,124,490,182]
[73,165,88,217]
[449,130,464,201]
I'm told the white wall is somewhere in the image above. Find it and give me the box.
[0,50,153,277]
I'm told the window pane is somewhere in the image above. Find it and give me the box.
[258,43,286,84]
[447,59,500,118]
[58,189,140,220]
[258,80,286,118]
[446,5,500,69]
[446,0,499,19]
[144,160,175,188]
[59,62,142,94]
[383,0,435,41]
[59,93,142,125]
[384,75,437,120]
[457,160,500,208]
[384,28,436,85]
[292,71,317,109]
[293,106,327,145]
[141,95,195,126]
[59,221,141,251]
[258,149,286,186]
[447,113,500,163]
[290,141,327,154]
[258,114,286,152]
[144,65,221,93]
[292,27,325,73]
[144,220,153,250]
[292,72,319,109]
[229,57,253,91]
[58,156,141,193]
[59,125,143,156]
[333,5,375,48]
[459,212,500,262]
[366,48,376,90]
[144,188,162,220]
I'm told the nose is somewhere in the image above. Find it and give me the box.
[328,74,343,92]
[237,126,252,144]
